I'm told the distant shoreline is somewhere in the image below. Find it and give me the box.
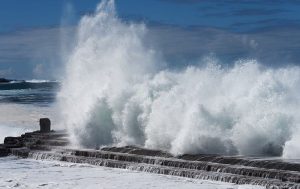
[0,78,27,83]
[0,78,13,83]
[0,78,59,84]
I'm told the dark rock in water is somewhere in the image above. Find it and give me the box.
[0,78,12,83]
[0,78,25,83]
[4,137,23,148]
[10,147,29,158]
[0,145,10,157]
[1,129,69,157]
[40,118,51,133]
[0,118,68,158]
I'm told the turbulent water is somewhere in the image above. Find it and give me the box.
[0,156,261,189]
[57,0,300,158]
[0,80,59,141]
[0,80,59,105]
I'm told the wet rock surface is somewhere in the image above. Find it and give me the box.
[1,130,69,156]
[0,144,10,157]
[1,130,300,189]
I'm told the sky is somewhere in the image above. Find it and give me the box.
[1,0,300,79]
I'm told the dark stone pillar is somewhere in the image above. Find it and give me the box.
[40,118,51,133]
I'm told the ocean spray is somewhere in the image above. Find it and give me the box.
[58,0,300,158]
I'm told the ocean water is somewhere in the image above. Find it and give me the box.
[1,0,299,160]
[0,156,262,189]
[0,80,59,142]
[1,0,300,188]
[0,78,263,189]
[0,59,265,189]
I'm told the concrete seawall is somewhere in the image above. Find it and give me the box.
[1,129,300,189]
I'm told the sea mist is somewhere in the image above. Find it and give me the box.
[58,0,300,158]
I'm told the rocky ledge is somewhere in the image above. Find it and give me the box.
[1,119,300,189]
[0,130,69,157]
[0,118,68,157]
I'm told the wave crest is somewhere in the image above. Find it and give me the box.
[58,0,300,157]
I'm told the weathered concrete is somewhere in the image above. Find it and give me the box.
[1,129,300,189]
[1,129,69,157]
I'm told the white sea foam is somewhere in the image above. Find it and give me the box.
[25,79,56,83]
[0,157,263,189]
[58,0,300,157]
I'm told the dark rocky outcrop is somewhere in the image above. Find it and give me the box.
[0,78,12,83]
[0,144,10,157]
[0,78,25,83]
[1,130,68,152]
[0,78,11,83]
[4,137,24,148]
[0,118,66,155]
[1,122,300,189]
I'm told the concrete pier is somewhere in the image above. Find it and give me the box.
[1,120,300,189]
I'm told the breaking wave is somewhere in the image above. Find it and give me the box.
[58,0,300,158]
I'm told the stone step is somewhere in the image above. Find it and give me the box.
[26,151,300,189]
[179,154,300,172]
[59,148,300,183]
[101,146,173,158]
[35,139,69,146]
[102,146,300,173]
[3,129,300,189]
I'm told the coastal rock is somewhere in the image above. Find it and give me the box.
[1,129,69,158]
[4,137,23,148]
[10,147,29,158]
[39,118,51,133]
[0,78,11,83]
[0,145,10,157]
[1,128,300,189]
[0,78,26,83]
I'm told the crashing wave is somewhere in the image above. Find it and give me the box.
[58,0,300,158]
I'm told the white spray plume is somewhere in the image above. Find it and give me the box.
[58,0,300,157]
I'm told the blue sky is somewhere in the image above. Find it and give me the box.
[2,0,300,32]
[1,0,300,79]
